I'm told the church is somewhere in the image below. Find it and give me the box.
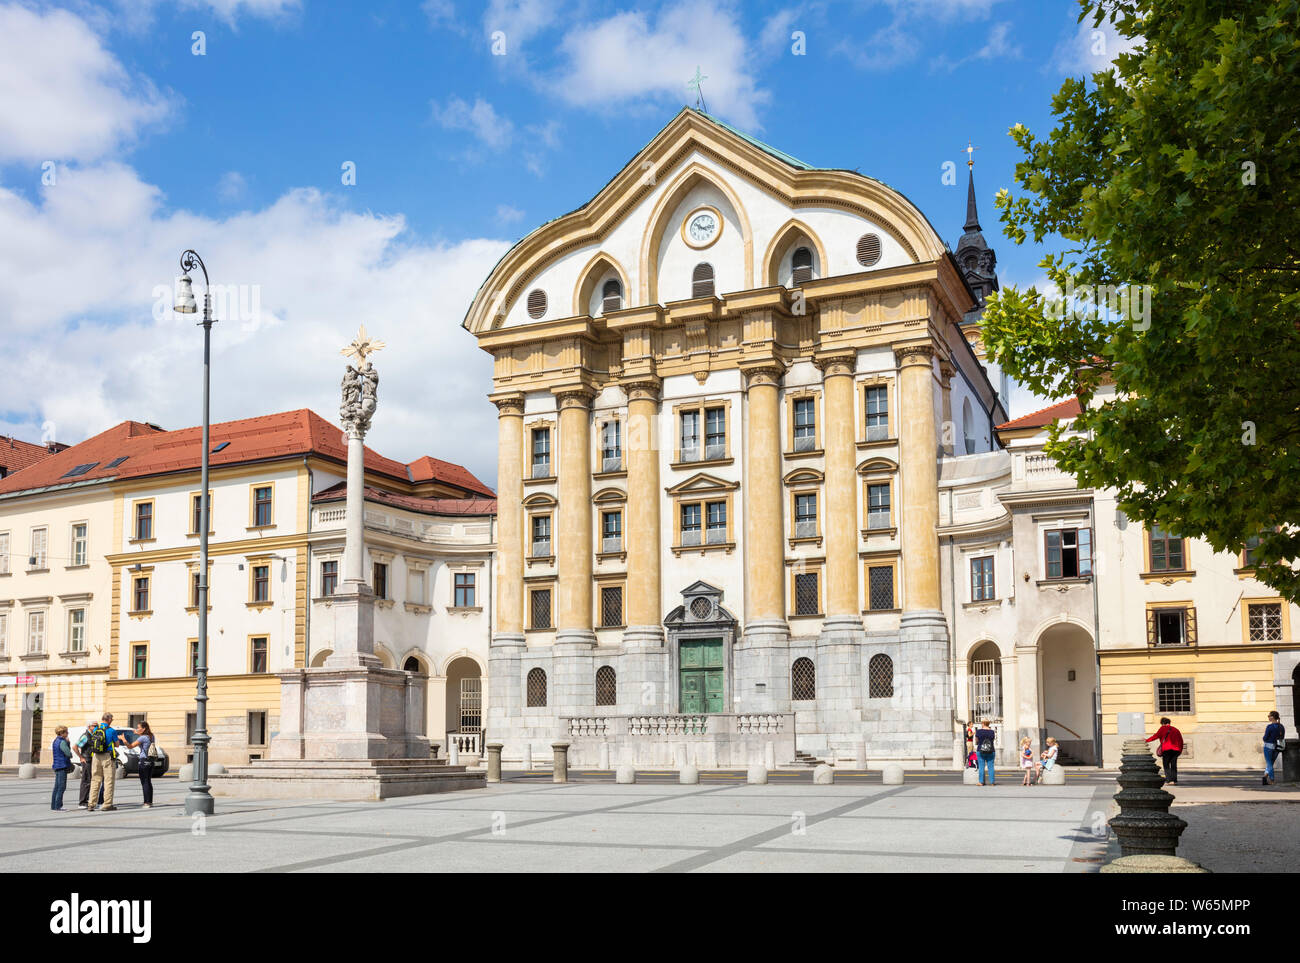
[463,108,1007,767]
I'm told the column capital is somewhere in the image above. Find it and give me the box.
[740,362,786,390]
[813,351,857,379]
[552,387,596,411]
[490,392,525,417]
[938,360,957,384]
[622,378,662,404]
[894,342,935,368]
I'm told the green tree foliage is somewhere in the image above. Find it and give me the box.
[982,0,1300,601]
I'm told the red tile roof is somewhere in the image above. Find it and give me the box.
[314,482,496,517]
[406,455,495,497]
[994,398,1082,431]
[0,409,488,499]
[0,436,66,478]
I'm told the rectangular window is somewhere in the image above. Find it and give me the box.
[680,411,701,462]
[191,493,204,535]
[372,562,388,599]
[133,502,152,541]
[531,427,551,478]
[248,710,268,747]
[128,713,146,731]
[0,613,7,656]
[530,588,552,629]
[1147,606,1196,647]
[320,560,338,597]
[132,576,150,613]
[865,385,889,440]
[795,493,817,539]
[793,398,816,451]
[27,611,46,654]
[67,608,85,653]
[601,510,622,553]
[971,556,995,602]
[1243,535,1261,568]
[601,420,622,471]
[71,524,87,566]
[190,571,202,608]
[600,585,623,628]
[189,639,199,676]
[250,637,268,674]
[454,572,476,608]
[868,565,895,610]
[794,572,820,616]
[1045,528,1092,579]
[1247,602,1284,642]
[186,711,197,745]
[704,407,726,460]
[407,569,427,605]
[132,643,147,679]
[680,503,702,546]
[252,564,270,603]
[531,515,551,557]
[0,531,8,574]
[253,485,273,527]
[867,484,891,529]
[1149,525,1185,572]
[1155,680,1193,715]
[30,527,47,568]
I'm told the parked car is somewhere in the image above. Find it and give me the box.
[115,744,169,778]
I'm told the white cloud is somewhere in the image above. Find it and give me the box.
[0,164,510,487]
[432,95,515,150]
[1053,18,1143,74]
[495,203,524,224]
[931,20,1021,72]
[552,1,768,130]
[217,170,248,201]
[0,4,173,164]
[835,20,919,72]
[483,0,557,52]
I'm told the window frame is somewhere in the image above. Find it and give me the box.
[1146,525,1187,574]
[371,561,389,600]
[189,490,214,537]
[970,555,996,602]
[131,641,148,679]
[864,558,899,613]
[1243,598,1288,644]
[69,522,88,567]
[596,416,624,474]
[860,379,894,444]
[130,500,154,543]
[1044,527,1093,580]
[29,526,49,570]
[1146,603,1197,647]
[672,399,733,466]
[249,483,275,529]
[529,425,553,479]
[790,566,823,618]
[527,585,554,631]
[865,480,894,531]
[598,581,625,629]
[66,607,86,653]
[27,609,47,655]
[453,572,477,609]
[1153,677,1195,715]
[529,512,554,560]
[248,635,269,674]
[320,559,338,597]
[0,530,9,575]
[130,573,152,615]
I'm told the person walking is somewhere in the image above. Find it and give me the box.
[74,722,104,810]
[1019,737,1037,786]
[1145,717,1184,786]
[1263,710,1286,786]
[974,718,998,786]
[50,726,75,812]
[87,712,124,812]
[124,721,156,808]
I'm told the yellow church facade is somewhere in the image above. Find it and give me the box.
[466,109,1006,765]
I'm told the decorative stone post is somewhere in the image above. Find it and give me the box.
[1108,739,1188,857]
[485,743,503,783]
[552,741,571,783]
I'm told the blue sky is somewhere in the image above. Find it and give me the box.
[0,0,1130,486]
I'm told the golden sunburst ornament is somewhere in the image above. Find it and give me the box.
[342,325,386,364]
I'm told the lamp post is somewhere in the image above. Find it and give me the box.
[174,250,216,816]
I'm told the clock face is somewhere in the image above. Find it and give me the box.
[684,208,720,247]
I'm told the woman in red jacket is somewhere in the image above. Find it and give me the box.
[1146,717,1184,785]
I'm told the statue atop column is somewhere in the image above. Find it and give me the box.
[340,326,385,437]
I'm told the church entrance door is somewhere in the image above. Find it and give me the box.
[680,638,724,713]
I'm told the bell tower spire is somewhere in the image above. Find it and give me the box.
[954,142,997,308]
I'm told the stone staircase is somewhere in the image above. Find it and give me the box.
[789,749,822,767]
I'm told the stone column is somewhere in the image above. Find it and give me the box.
[552,387,596,717]
[737,363,790,712]
[896,343,943,613]
[491,394,526,640]
[325,427,379,669]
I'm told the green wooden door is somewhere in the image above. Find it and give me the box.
[680,638,725,713]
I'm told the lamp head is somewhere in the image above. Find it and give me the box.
[174,274,197,314]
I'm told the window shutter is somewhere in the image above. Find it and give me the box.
[526,289,547,319]
[856,233,882,267]
[601,279,622,314]
[792,246,813,284]
[691,263,715,298]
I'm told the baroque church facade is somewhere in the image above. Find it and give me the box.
[464,109,1007,766]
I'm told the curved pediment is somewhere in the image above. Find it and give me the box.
[782,466,825,486]
[592,486,628,504]
[521,492,558,508]
[857,456,899,475]
[462,108,951,334]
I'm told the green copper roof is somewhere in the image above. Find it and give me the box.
[688,108,819,170]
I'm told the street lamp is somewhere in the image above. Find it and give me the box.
[174,250,216,816]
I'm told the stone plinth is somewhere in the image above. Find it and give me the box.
[211,759,483,801]
[270,665,428,760]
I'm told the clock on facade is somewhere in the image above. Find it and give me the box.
[682,206,722,248]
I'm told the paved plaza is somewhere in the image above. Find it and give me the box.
[0,771,1117,873]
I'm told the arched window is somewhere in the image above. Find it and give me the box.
[601,278,623,314]
[526,667,547,707]
[403,656,422,673]
[962,398,976,455]
[868,654,894,699]
[791,657,816,701]
[791,246,814,285]
[596,665,617,706]
[691,262,715,298]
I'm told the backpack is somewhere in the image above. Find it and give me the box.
[89,727,110,754]
[978,736,995,753]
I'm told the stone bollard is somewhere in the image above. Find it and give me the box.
[882,764,904,785]
[813,764,834,785]
[599,742,610,770]
[962,767,980,785]
[18,763,36,779]
[1108,739,1187,857]
[1101,855,1210,874]
[747,763,768,785]
[485,743,503,783]
[764,742,776,770]
[1041,765,1066,785]
[1282,743,1300,784]
[615,765,636,784]
[449,741,460,766]
[551,741,570,783]
[523,744,532,771]
[856,740,867,771]
[680,764,699,785]
[208,763,226,775]
[179,763,194,782]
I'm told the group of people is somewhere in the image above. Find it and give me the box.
[966,719,1058,786]
[1145,711,1287,787]
[48,712,158,812]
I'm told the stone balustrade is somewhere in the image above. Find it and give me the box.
[556,713,796,768]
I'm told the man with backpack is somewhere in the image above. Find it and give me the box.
[73,722,104,810]
[87,712,125,812]
[974,717,998,786]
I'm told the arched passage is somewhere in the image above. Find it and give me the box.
[446,656,482,753]
[1038,621,1097,765]
[968,640,1002,720]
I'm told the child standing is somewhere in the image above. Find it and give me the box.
[1019,737,1036,786]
